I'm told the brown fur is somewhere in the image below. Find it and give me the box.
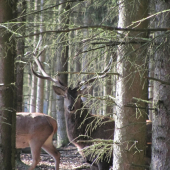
[53,86,114,170]
[16,112,60,170]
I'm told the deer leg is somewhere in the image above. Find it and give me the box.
[42,134,60,170]
[90,165,99,170]
[97,162,110,170]
[28,141,42,170]
[42,144,60,170]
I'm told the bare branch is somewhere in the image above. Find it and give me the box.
[91,40,148,46]
[55,71,119,76]
[9,0,84,22]
[17,25,170,38]
[147,77,170,85]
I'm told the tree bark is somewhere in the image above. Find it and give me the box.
[55,0,69,147]
[0,1,16,169]
[113,0,149,170]
[16,0,26,112]
[151,1,170,169]
[16,0,27,166]
[29,0,38,113]
[36,0,45,113]
[104,51,114,117]
[43,63,50,114]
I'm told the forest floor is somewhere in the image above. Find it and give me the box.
[16,143,91,170]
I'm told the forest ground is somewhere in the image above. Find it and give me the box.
[16,143,91,170]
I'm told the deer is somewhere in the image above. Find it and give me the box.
[31,56,114,170]
[16,112,60,170]
[31,55,152,170]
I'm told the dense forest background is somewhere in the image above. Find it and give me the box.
[0,0,170,170]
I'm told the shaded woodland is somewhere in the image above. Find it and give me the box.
[0,0,170,170]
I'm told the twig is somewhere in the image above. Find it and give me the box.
[54,71,119,76]
[147,76,170,85]
[17,25,170,38]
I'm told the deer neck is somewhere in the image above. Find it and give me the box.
[64,103,90,142]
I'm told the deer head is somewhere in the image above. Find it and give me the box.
[31,53,112,113]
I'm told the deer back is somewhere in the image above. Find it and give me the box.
[16,112,57,148]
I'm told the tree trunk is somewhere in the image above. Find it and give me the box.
[0,1,16,169]
[113,0,149,169]
[16,0,26,112]
[104,51,114,117]
[50,59,57,139]
[43,67,50,114]
[82,1,94,112]
[151,1,170,169]
[29,0,38,113]
[36,0,45,113]
[55,0,69,147]
[36,54,45,113]
[16,0,26,166]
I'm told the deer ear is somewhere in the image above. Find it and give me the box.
[53,85,66,97]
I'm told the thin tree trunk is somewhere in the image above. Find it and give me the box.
[55,0,69,147]
[36,56,45,113]
[23,65,31,112]
[36,52,45,113]
[16,0,26,112]
[82,1,94,112]
[36,0,45,113]
[43,69,50,114]
[151,1,170,169]
[16,0,26,166]
[0,1,16,169]
[16,51,24,112]
[148,55,154,121]
[50,57,57,137]
[113,1,149,169]
[29,0,38,113]
[104,51,113,117]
